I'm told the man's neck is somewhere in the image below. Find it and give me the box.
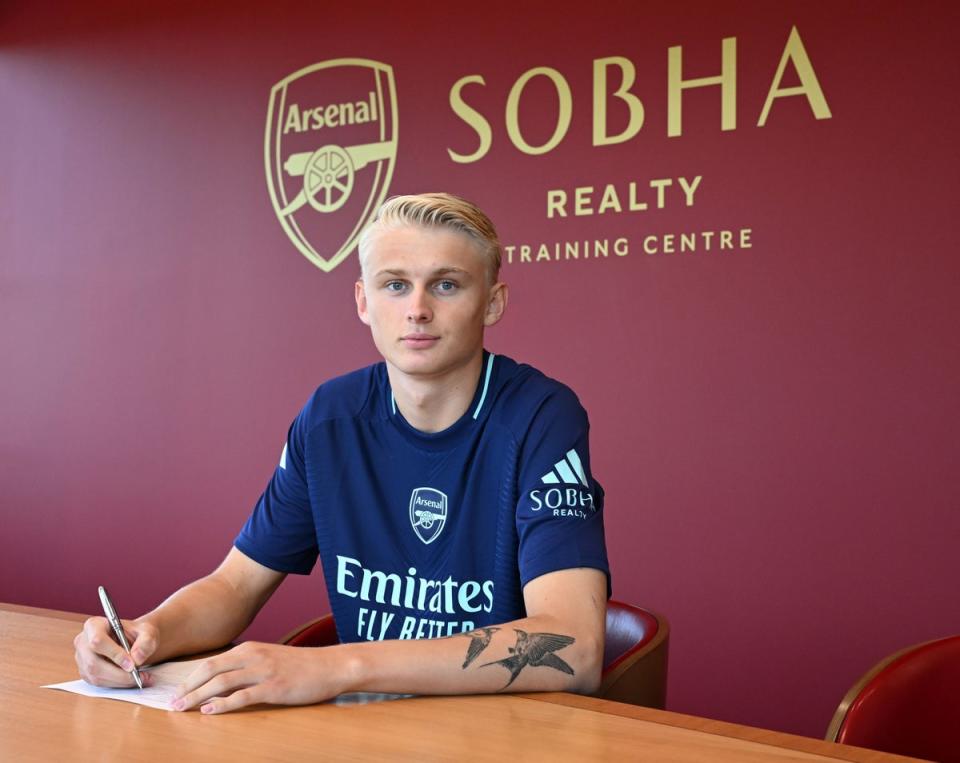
[387,353,484,433]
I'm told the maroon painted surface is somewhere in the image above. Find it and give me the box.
[2,0,958,738]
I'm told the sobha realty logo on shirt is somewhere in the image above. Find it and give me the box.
[409,487,448,544]
[264,59,398,273]
[530,448,596,519]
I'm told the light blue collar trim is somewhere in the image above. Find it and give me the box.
[389,353,494,420]
[472,353,496,420]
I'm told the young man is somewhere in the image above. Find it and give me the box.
[74,193,610,713]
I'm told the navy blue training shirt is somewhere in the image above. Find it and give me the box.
[235,351,609,642]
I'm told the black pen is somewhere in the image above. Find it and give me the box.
[98,586,144,689]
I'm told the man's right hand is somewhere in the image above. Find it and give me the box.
[72,548,287,688]
[74,616,158,688]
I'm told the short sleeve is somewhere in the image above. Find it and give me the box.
[515,386,610,595]
[234,405,319,575]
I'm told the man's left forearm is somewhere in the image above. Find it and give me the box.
[338,611,603,697]
[172,567,607,714]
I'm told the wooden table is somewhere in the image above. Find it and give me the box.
[0,604,921,762]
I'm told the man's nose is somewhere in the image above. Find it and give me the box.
[406,287,433,323]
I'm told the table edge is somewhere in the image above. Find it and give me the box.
[1,602,88,621]
[515,693,927,763]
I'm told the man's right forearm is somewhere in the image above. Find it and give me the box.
[135,548,286,663]
[135,576,252,662]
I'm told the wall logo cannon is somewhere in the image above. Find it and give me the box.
[265,59,398,272]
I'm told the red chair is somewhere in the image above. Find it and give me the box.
[599,601,669,708]
[282,599,669,709]
[826,634,960,763]
[283,613,338,648]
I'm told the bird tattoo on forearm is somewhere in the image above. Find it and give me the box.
[480,629,576,688]
[460,627,500,668]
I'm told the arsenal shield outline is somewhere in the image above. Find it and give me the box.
[409,487,448,545]
[265,58,398,273]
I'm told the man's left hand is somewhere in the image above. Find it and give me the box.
[171,641,352,714]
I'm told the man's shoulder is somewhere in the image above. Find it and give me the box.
[300,361,385,426]
[490,354,586,428]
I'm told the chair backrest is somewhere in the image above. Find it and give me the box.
[282,599,669,709]
[282,613,338,648]
[599,600,669,709]
[826,634,960,763]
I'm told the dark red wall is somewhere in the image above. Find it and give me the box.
[2,0,958,738]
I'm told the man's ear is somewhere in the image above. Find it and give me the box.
[355,279,371,326]
[483,282,508,327]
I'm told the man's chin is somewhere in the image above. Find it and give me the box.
[392,359,444,378]
[387,351,476,380]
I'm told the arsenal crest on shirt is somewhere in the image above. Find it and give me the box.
[409,487,448,545]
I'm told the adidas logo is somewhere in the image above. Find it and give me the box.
[530,448,595,516]
[540,449,588,486]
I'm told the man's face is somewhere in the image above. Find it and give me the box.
[355,225,507,381]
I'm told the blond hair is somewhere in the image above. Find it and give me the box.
[358,193,503,281]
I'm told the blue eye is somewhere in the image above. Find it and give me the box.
[385,281,406,293]
[435,280,458,293]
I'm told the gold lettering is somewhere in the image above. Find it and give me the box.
[598,184,622,214]
[650,178,672,209]
[574,186,594,216]
[668,37,737,137]
[506,67,572,155]
[283,103,302,134]
[593,56,645,146]
[448,75,492,163]
[636,229,751,256]
[300,109,323,132]
[325,104,339,128]
[499,237,636,264]
[629,182,647,211]
[758,26,832,126]
[547,189,567,218]
[678,175,702,206]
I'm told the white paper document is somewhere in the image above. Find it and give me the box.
[43,658,204,710]
[43,658,409,711]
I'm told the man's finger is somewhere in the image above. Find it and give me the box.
[127,626,157,666]
[76,649,142,688]
[83,621,131,669]
[172,669,250,711]
[174,653,241,698]
[200,687,259,715]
